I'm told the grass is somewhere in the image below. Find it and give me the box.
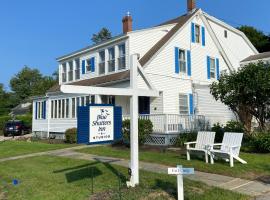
[77,146,270,180]
[0,155,250,200]
[0,141,77,159]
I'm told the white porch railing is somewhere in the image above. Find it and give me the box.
[122,114,207,134]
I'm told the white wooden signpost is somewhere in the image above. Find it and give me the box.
[60,54,159,187]
[168,165,194,200]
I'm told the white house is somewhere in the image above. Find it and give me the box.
[32,0,258,145]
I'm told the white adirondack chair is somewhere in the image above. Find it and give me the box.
[209,132,247,167]
[185,131,216,163]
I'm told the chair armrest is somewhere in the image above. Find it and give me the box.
[209,143,223,150]
[184,142,197,145]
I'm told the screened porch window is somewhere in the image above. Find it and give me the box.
[68,61,73,81]
[75,59,80,80]
[62,63,67,83]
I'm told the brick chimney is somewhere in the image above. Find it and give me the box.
[122,12,132,34]
[187,0,196,12]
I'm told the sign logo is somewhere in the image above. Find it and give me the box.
[89,106,114,143]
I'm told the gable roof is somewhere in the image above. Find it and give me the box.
[47,70,130,93]
[139,9,199,67]
[241,51,270,62]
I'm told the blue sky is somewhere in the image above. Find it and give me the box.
[0,0,269,90]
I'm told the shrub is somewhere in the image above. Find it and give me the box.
[211,121,245,143]
[122,119,153,145]
[65,128,77,144]
[174,132,198,147]
[211,123,224,143]
[224,120,244,133]
[0,115,12,134]
[249,132,270,153]
[16,114,32,127]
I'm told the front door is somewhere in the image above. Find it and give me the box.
[139,97,150,114]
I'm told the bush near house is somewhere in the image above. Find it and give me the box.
[65,128,77,144]
[0,115,12,135]
[122,119,153,145]
[174,131,198,147]
[246,132,270,153]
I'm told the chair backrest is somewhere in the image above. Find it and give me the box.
[221,132,243,156]
[195,131,216,149]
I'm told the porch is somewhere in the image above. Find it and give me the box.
[123,114,207,146]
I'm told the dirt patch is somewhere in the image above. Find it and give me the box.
[140,190,175,200]
[256,175,270,184]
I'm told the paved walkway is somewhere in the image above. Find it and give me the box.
[0,145,269,199]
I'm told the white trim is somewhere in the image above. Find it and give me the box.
[203,12,258,54]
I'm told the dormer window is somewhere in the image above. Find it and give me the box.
[62,63,67,83]
[75,59,80,80]
[99,51,105,75]
[118,44,126,70]
[195,24,200,43]
[68,61,73,81]
[108,47,115,72]
[86,58,92,72]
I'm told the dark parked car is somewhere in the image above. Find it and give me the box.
[3,120,31,137]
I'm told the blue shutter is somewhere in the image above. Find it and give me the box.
[207,56,211,79]
[91,57,95,72]
[216,58,220,80]
[202,26,205,46]
[43,101,46,119]
[35,102,38,119]
[175,47,179,74]
[191,23,195,43]
[187,50,191,76]
[82,60,86,74]
[41,102,44,119]
[189,94,194,115]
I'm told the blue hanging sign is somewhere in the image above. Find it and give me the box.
[77,104,122,145]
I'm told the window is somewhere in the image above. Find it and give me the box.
[178,49,186,73]
[99,51,105,75]
[108,47,115,72]
[224,30,228,38]
[118,44,126,70]
[179,94,189,115]
[58,100,61,118]
[108,96,115,105]
[75,59,80,80]
[54,100,57,118]
[62,99,65,118]
[76,97,80,117]
[72,98,76,118]
[66,99,69,118]
[91,95,95,104]
[195,25,200,43]
[86,58,92,72]
[51,100,54,118]
[62,63,67,82]
[210,58,216,79]
[81,97,85,106]
[68,61,73,81]
[86,96,90,105]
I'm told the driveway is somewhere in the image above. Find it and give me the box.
[0,133,32,142]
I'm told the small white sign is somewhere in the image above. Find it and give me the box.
[168,167,194,175]
[168,168,182,175]
[89,106,114,143]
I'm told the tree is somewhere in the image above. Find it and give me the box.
[0,84,17,115]
[91,27,112,44]
[10,66,57,102]
[210,62,270,133]
[238,26,270,52]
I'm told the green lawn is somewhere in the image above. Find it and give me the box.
[77,146,270,180]
[0,155,250,200]
[0,141,76,159]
